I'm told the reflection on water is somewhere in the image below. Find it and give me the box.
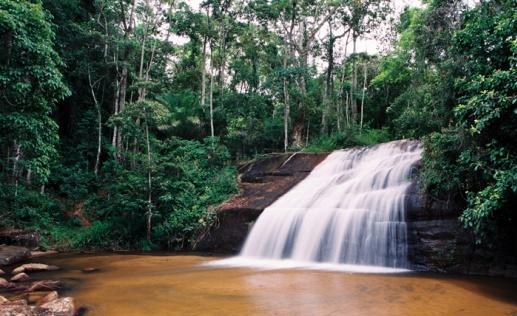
[10,253,517,316]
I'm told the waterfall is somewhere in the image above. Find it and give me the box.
[210,140,422,272]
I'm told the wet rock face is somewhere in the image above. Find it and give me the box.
[405,180,517,277]
[197,152,328,253]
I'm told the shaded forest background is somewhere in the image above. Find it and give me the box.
[0,0,515,251]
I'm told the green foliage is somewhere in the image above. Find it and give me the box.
[420,0,517,246]
[304,127,392,152]
[0,184,62,230]
[420,130,464,199]
[0,0,69,183]
[71,137,238,250]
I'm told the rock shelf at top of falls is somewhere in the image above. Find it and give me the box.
[209,140,423,273]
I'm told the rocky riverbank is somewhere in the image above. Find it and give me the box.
[0,245,81,315]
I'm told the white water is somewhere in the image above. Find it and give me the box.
[209,140,422,273]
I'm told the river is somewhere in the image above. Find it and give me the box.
[19,253,517,315]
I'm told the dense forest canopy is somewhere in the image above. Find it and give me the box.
[0,0,515,251]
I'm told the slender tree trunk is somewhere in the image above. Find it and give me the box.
[209,42,215,138]
[345,91,350,127]
[350,32,358,124]
[117,65,128,156]
[283,50,290,152]
[340,32,350,130]
[112,76,120,157]
[201,37,207,109]
[12,141,20,196]
[360,62,367,132]
[88,71,102,176]
[26,168,31,185]
[321,23,334,135]
[144,117,153,242]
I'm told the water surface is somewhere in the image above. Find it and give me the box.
[15,253,517,315]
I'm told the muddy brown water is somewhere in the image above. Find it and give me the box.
[3,253,517,315]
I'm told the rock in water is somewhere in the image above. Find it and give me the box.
[38,291,59,305]
[12,263,59,274]
[0,246,30,266]
[0,296,7,304]
[0,300,31,316]
[39,297,75,316]
[27,280,61,292]
[0,278,15,289]
[0,269,4,275]
[10,272,30,282]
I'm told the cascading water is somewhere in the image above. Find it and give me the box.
[210,140,422,273]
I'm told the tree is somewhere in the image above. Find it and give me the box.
[0,0,69,189]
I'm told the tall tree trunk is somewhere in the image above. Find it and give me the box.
[145,117,153,242]
[360,62,367,132]
[209,42,215,138]
[350,32,358,124]
[111,76,120,157]
[283,50,290,152]
[292,48,308,148]
[201,37,207,109]
[88,71,102,176]
[321,22,335,135]
[340,32,350,130]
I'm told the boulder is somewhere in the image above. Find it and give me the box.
[39,297,75,316]
[0,296,7,305]
[12,264,59,274]
[0,300,31,316]
[38,292,58,306]
[0,278,15,289]
[0,246,31,266]
[10,273,30,282]
[27,280,61,292]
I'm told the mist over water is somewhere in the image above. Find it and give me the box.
[213,140,423,272]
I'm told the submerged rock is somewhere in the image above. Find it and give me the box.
[10,273,30,283]
[81,267,99,273]
[0,246,31,266]
[38,292,58,306]
[12,264,59,274]
[27,280,61,292]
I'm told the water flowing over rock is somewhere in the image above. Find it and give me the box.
[235,140,422,269]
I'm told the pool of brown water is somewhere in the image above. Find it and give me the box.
[9,253,517,315]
